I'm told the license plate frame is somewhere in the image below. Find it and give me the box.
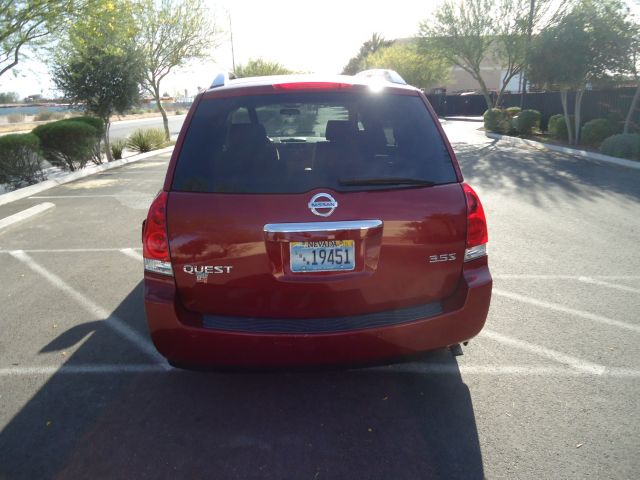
[290,240,356,273]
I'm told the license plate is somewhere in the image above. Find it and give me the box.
[290,240,355,272]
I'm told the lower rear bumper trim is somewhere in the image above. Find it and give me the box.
[202,301,443,334]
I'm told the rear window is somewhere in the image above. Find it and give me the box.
[171,91,456,193]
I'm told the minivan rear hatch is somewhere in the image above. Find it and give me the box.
[166,87,466,320]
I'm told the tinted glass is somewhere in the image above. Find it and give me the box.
[171,92,456,193]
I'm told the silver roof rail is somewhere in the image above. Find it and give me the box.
[355,69,407,85]
[210,71,237,88]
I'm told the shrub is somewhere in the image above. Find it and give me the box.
[514,109,541,135]
[505,106,521,117]
[34,109,54,121]
[126,128,166,153]
[32,119,97,171]
[483,108,511,133]
[175,109,183,115]
[7,113,25,123]
[600,134,640,161]
[0,133,45,188]
[548,114,575,140]
[111,139,126,160]
[580,118,619,147]
[34,110,66,122]
[71,116,105,164]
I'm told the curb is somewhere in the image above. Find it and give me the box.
[443,116,484,123]
[485,132,640,171]
[0,202,55,230]
[0,146,174,207]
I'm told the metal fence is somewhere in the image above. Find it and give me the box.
[427,87,638,130]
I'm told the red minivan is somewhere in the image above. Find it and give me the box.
[142,72,492,368]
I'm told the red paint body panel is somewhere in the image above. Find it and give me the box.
[144,257,491,368]
[166,184,466,318]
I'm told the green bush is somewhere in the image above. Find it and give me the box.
[580,118,619,147]
[548,114,575,140]
[70,116,105,164]
[111,139,126,160]
[126,128,166,153]
[0,133,45,188]
[514,109,541,135]
[175,109,183,115]
[32,119,97,171]
[483,108,511,133]
[600,134,640,161]
[7,113,25,123]
[505,106,521,117]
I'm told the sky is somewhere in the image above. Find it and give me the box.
[1,0,638,99]
[0,0,440,99]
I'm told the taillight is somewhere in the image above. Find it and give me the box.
[273,82,353,90]
[142,191,173,276]
[462,183,488,262]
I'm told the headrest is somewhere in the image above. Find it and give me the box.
[325,120,354,142]
[227,123,268,149]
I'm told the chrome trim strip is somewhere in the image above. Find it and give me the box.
[264,220,382,233]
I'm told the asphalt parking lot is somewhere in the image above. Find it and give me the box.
[1,121,639,479]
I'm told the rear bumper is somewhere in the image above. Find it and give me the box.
[143,258,492,368]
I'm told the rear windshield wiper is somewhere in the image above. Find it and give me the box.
[338,177,436,187]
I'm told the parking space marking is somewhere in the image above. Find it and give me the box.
[2,364,639,377]
[576,276,640,294]
[120,248,143,261]
[29,194,149,199]
[494,288,640,333]
[480,329,607,374]
[0,248,141,253]
[8,250,168,368]
[0,364,166,376]
[494,274,640,280]
[0,202,55,230]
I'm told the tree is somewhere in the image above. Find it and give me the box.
[138,0,220,141]
[418,0,496,108]
[342,33,393,75]
[0,91,19,103]
[234,58,293,78]
[418,0,571,108]
[624,27,640,134]
[528,0,636,144]
[0,0,74,78]
[366,42,449,90]
[51,0,144,161]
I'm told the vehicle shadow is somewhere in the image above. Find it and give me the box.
[0,283,484,480]
[453,139,640,206]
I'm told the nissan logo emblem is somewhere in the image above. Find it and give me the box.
[308,193,338,217]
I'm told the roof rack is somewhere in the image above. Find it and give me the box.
[210,71,237,89]
[355,69,407,85]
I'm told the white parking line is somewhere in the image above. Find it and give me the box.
[480,329,606,374]
[494,288,640,333]
[577,276,640,294]
[0,202,55,230]
[1,363,639,377]
[0,248,141,253]
[120,248,143,261]
[29,194,149,199]
[494,274,640,280]
[8,250,168,368]
[0,364,166,376]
